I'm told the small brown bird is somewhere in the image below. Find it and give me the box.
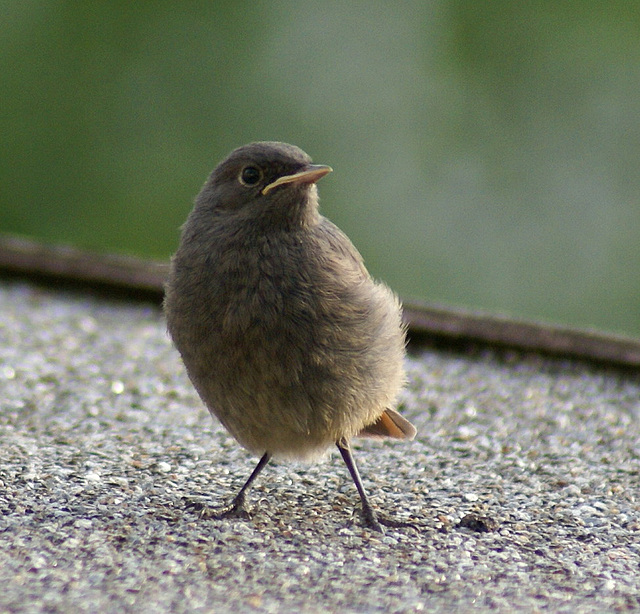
[164,142,415,531]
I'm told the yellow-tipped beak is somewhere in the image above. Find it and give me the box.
[262,164,332,196]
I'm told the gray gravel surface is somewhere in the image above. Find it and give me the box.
[1,280,640,613]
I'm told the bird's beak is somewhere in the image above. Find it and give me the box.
[262,165,332,196]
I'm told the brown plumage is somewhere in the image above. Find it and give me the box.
[164,142,415,531]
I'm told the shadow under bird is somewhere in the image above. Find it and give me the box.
[164,141,416,531]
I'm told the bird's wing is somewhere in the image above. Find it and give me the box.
[316,217,370,279]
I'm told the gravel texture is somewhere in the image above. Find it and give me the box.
[1,279,639,613]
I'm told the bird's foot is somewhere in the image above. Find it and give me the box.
[362,506,425,533]
[361,506,385,533]
[186,493,252,520]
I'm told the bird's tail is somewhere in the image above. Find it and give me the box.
[357,408,417,440]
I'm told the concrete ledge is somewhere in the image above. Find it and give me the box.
[2,233,639,367]
[1,277,640,612]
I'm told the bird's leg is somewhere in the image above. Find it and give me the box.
[337,439,420,532]
[202,452,272,520]
[337,439,384,532]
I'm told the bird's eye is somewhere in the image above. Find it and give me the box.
[239,166,262,186]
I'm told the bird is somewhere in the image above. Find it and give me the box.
[164,141,416,531]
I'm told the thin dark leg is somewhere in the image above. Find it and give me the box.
[337,439,383,532]
[205,452,271,520]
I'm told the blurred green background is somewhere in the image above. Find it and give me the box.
[2,2,639,336]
